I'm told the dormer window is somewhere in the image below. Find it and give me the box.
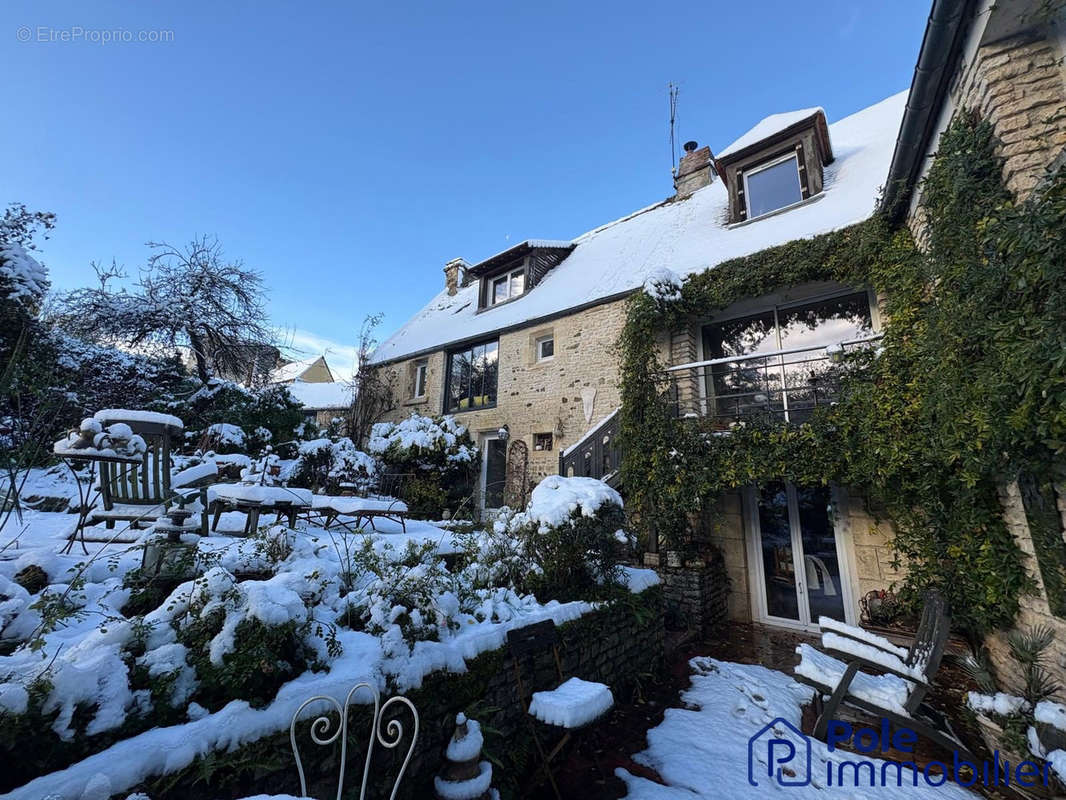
[716,107,834,224]
[744,153,803,218]
[466,240,575,311]
[491,268,526,305]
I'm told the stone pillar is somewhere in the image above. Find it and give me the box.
[654,552,730,635]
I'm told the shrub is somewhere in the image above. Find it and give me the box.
[288,437,377,494]
[172,379,304,455]
[368,414,478,517]
[503,476,627,602]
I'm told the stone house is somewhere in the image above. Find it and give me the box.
[370,0,1066,646]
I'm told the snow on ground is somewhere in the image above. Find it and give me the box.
[0,475,639,799]
[617,657,977,799]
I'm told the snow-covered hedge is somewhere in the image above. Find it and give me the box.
[288,436,378,494]
[172,379,305,456]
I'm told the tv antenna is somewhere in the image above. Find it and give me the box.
[668,82,680,175]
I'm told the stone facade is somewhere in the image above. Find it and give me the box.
[985,481,1066,702]
[376,298,630,494]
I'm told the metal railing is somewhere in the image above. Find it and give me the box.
[663,335,881,426]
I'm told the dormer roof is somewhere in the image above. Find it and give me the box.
[465,239,574,278]
[717,107,833,167]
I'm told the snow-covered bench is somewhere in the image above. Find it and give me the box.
[793,590,973,758]
[306,494,409,533]
[507,619,614,799]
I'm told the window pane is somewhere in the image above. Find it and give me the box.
[747,156,802,218]
[796,485,846,622]
[757,482,799,620]
[510,270,525,297]
[492,277,508,304]
[483,341,498,405]
[778,293,872,419]
[414,364,426,397]
[447,350,469,412]
[703,311,783,419]
[539,337,554,359]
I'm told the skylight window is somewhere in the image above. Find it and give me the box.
[744,154,804,218]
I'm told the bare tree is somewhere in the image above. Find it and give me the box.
[346,313,397,447]
[56,235,273,384]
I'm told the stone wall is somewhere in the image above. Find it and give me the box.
[910,26,1066,241]
[375,298,630,494]
[653,554,729,634]
[148,588,664,800]
[985,482,1066,702]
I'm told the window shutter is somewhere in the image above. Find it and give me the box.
[795,142,811,200]
[735,168,748,221]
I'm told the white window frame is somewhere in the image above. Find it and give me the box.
[535,334,555,362]
[742,152,804,220]
[489,268,526,305]
[412,360,427,398]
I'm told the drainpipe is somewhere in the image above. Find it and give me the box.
[882,0,978,223]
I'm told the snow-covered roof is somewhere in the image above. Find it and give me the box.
[270,356,327,384]
[372,91,906,365]
[285,380,352,410]
[717,106,825,159]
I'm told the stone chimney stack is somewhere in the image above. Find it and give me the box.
[443,258,469,296]
[673,140,715,197]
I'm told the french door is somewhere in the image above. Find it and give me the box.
[745,482,855,629]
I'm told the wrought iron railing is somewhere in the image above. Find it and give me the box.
[663,335,881,426]
[559,409,621,484]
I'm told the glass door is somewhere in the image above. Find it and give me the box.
[479,434,506,510]
[750,482,850,627]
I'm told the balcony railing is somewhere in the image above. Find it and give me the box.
[663,334,881,425]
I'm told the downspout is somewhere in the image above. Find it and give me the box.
[882,0,978,223]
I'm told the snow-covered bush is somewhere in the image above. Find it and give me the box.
[368,414,478,518]
[506,476,627,602]
[173,379,304,455]
[289,437,378,494]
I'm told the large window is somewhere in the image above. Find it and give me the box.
[445,339,499,412]
[744,153,803,219]
[701,291,873,422]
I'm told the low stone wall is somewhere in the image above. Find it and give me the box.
[650,555,729,635]
[143,586,664,800]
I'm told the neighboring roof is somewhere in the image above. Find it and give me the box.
[270,355,334,384]
[372,90,907,365]
[465,239,575,278]
[285,380,353,410]
[717,107,825,159]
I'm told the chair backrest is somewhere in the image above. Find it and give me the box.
[507,620,564,707]
[904,589,950,712]
[98,417,180,509]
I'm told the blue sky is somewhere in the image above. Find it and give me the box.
[4,1,929,377]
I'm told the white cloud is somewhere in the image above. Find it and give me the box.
[278,328,359,381]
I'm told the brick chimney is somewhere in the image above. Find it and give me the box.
[673,140,715,197]
[443,258,468,296]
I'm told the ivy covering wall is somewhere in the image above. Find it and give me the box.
[619,111,1066,635]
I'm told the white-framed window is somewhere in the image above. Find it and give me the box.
[490,268,526,305]
[743,153,803,219]
[536,334,554,362]
[412,360,427,398]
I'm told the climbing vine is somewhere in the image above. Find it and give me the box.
[619,111,1066,636]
